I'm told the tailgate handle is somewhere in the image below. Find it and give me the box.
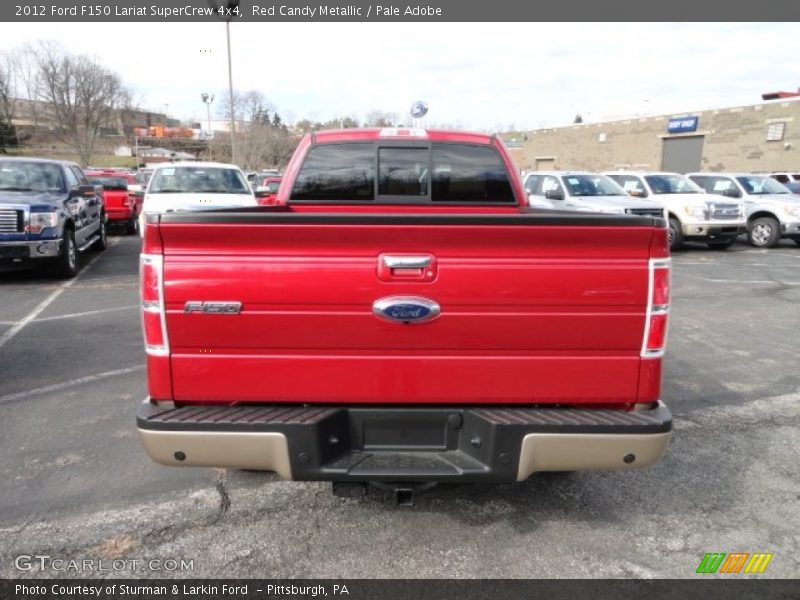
[382,255,432,269]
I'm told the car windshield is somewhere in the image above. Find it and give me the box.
[736,176,790,195]
[149,166,250,194]
[0,161,65,193]
[644,174,700,194]
[562,174,625,197]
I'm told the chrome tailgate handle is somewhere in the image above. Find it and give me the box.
[382,255,432,269]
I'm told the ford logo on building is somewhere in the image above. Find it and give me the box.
[373,296,440,324]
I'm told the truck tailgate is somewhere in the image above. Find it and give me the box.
[157,213,657,405]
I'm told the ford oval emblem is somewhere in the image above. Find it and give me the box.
[373,296,440,324]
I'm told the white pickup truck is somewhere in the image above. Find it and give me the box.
[687,172,800,248]
[606,171,746,250]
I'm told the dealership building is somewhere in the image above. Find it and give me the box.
[507,95,800,174]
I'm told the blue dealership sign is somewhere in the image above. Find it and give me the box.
[667,116,699,133]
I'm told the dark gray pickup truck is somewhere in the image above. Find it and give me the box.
[0,157,107,278]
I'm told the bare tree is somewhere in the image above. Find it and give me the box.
[33,43,126,165]
[364,110,398,128]
[0,52,19,150]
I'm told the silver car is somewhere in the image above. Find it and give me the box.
[524,171,666,219]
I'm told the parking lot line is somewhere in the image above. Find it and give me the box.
[0,365,144,406]
[683,275,800,285]
[0,239,121,350]
[34,305,137,323]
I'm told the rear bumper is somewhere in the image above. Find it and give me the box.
[106,207,135,221]
[137,400,672,482]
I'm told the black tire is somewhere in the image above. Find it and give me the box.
[706,240,734,250]
[747,216,781,248]
[52,229,79,279]
[793,239,800,246]
[668,218,684,251]
[125,215,139,235]
[92,217,108,251]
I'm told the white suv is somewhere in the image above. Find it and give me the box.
[605,171,745,250]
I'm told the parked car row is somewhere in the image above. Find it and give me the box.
[522,169,800,250]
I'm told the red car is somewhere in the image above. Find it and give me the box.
[255,175,282,205]
[85,170,141,235]
[136,128,672,498]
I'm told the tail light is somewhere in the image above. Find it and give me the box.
[641,258,670,357]
[140,254,169,356]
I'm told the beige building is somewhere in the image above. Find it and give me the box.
[508,97,800,174]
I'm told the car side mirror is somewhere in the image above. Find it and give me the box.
[723,188,741,198]
[545,189,565,201]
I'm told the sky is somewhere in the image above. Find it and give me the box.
[1,22,796,131]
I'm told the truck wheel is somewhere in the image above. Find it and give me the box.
[793,239,800,246]
[125,215,139,235]
[92,217,108,251]
[706,240,734,250]
[668,218,684,250]
[52,229,79,279]
[748,217,780,248]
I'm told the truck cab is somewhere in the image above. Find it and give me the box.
[605,171,746,250]
[687,172,800,248]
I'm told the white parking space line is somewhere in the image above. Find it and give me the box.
[0,238,121,350]
[683,274,800,285]
[33,305,137,323]
[0,365,145,406]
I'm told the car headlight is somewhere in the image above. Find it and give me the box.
[783,204,800,219]
[683,204,707,219]
[25,211,59,234]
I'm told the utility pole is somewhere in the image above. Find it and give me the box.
[226,19,236,165]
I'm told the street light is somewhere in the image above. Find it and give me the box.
[207,0,240,164]
[201,92,215,159]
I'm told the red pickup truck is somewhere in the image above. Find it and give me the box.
[137,128,671,499]
[85,170,141,235]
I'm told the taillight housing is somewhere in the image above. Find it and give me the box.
[642,258,670,358]
[140,254,169,356]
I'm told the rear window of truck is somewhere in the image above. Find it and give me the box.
[290,142,514,204]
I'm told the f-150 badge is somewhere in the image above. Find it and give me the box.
[184,301,242,314]
[372,296,440,324]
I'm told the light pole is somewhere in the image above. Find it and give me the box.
[205,0,239,164]
[201,92,215,160]
[225,19,236,164]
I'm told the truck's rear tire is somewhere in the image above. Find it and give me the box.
[748,216,781,248]
[793,238,800,246]
[126,215,139,235]
[52,229,79,279]
[668,218,684,251]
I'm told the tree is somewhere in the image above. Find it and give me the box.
[364,110,398,128]
[33,43,127,165]
[0,52,19,151]
[573,114,583,124]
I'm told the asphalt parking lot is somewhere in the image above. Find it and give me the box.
[0,235,798,579]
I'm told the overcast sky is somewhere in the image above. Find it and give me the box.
[1,22,796,130]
